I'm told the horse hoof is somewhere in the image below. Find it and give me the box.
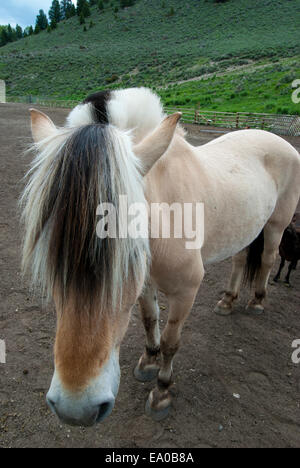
[133,365,159,383]
[145,396,171,422]
[214,304,232,316]
[284,282,291,288]
[246,304,264,315]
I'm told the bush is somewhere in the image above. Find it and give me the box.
[106,74,119,83]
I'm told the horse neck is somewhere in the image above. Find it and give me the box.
[144,132,197,202]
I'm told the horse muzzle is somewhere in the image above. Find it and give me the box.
[46,349,120,427]
[46,392,115,427]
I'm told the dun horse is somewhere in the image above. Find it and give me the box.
[21,88,300,426]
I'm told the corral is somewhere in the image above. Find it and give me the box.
[0,103,299,448]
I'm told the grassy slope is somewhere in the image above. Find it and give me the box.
[0,0,299,114]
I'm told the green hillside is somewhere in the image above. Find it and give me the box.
[0,0,300,114]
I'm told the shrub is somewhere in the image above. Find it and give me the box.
[106,74,119,83]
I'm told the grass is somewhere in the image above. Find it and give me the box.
[0,0,299,114]
[159,58,300,115]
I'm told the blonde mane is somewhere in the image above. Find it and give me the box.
[21,105,155,312]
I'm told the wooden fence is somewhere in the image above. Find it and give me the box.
[165,107,300,137]
[4,96,300,137]
[6,95,79,109]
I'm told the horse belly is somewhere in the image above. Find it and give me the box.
[201,175,277,265]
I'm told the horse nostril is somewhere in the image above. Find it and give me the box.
[96,401,114,423]
[46,397,57,413]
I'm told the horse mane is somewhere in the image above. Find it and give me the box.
[67,87,186,143]
[21,110,150,313]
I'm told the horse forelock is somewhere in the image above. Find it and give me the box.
[22,123,149,316]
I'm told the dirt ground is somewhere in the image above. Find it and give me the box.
[0,103,300,448]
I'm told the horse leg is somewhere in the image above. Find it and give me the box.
[273,256,285,282]
[145,288,199,421]
[284,260,297,286]
[214,249,247,316]
[134,282,161,382]
[247,222,285,314]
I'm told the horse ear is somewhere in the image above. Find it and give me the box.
[30,109,57,143]
[133,112,182,176]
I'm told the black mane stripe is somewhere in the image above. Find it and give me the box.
[83,91,111,124]
[47,125,113,308]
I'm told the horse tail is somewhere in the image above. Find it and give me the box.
[244,230,265,286]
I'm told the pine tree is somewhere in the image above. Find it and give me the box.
[50,19,58,29]
[36,10,48,30]
[0,28,8,47]
[15,24,23,39]
[77,0,91,17]
[7,25,16,42]
[120,0,134,8]
[79,12,85,24]
[65,0,76,18]
[83,2,91,17]
[49,0,61,26]
[60,0,68,19]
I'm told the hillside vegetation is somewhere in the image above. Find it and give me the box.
[0,0,299,114]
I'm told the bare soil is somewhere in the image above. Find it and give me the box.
[0,103,300,448]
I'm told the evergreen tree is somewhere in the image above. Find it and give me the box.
[79,12,86,24]
[15,24,23,39]
[7,25,16,42]
[0,28,8,47]
[49,0,61,26]
[60,0,68,19]
[120,0,134,7]
[77,0,91,17]
[65,0,76,18]
[36,10,48,30]
[83,2,91,17]
[50,19,58,29]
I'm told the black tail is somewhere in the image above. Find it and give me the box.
[244,230,265,286]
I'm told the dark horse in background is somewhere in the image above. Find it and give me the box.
[274,212,300,286]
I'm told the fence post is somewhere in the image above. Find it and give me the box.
[0,80,6,103]
[236,113,240,129]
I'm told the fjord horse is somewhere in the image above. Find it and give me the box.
[21,88,300,426]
